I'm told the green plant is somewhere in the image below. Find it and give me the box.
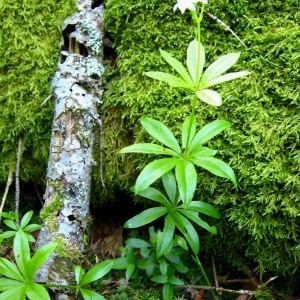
[0,211,41,243]
[0,230,57,300]
[118,0,250,298]
[74,260,114,300]
[113,227,189,299]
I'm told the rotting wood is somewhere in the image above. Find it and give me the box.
[35,1,104,298]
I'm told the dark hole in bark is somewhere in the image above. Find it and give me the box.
[61,24,88,57]
[62,24,76,52]
[92,0,103,9]
[68,215,76,221]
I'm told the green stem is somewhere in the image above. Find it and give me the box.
[194,255,218,299]
[42,283,79,290]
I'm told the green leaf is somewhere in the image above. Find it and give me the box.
[140,117,181,153]
[126,238,151,248]
[174,235,188,251]
[135,158,179,194]
[81,260,114,286]
[25,282,51,300]
[186,147,217,159]
[119,143,180,157]
[3,220,18,231]
[156,216,175,258]
[0,278,23,291]
[137,187,169,205]
[1,212,17,220]
[175,160,197,207]
[80,288,105,300]
[186,201,221,218]
[0,258,24,282]
[112,257,128,270]
[200,52,241,86]
[159,258,168,276]
[174,262,189,273]
[20,211,33,229]
[162,171,177,204]
[177,214,200,255]
[146,253,156,277]
[0,285,26,300]
[168,275,184,285]
[204,71,251,88]
[0,231,16,243]
[196,89,222,106]
[13,230,30,280]
[22,224,41,233]
[24,233,36,243]
[124,207,167,229]
[144,72,193,89]
[182,115,196,149]
[151,275,168,284]
[28,242,57,279]
[178,210,217,235]
[126,263,135,281]
[162,283,173,300]
[74,265,84,285]
[187,120,231,153]
[159,49,193,86]
[190,156,237,186]
[187,39,205,85]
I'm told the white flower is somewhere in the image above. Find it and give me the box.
[173,0,208,14]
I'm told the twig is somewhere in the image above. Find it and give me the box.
[15,137,22,225]
[206,12,247,48]
[0,170,13,222]
[95,116,105,188]
[178,285,253,295]
[212,255,220,294]
[40,94,52,106]
[33,184,44,206]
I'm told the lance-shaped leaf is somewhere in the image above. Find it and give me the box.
[162,171,177,204]
[0,258,24,282]
[144,72,193,89]
[0,278,23,292]
[176,213,200,255]
[25,282,50,300]
[175,160,197,207]
[162,283,174,300]
[141,117,181,153]
[124,207,167,229]
[187,39,205,85]
[182,115,196,149]
[203,71,251,88]
[80,288,105,300]
[75,266,84,285]
[156,215,175,258]
[13,230,30,280]
[137,187,170,205]
[186,201,221,219]
[196,89,222,106]
[28,242,57,280]
[178,209,217,235]
[186,146,217,159]
[20,211,33,229]
[119,143,180,157]
[186,120,231,155]
[126,238,151,248]
[160,49,193,86]
[200,52,241,86]
[190,156,237,186]
[0,285,26,300]
[80,260,114,286]
[135,158,179,194]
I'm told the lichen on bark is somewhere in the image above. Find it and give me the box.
[35,1,104,297]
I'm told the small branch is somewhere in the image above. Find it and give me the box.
[178,285,253,296]
[33,184,44,207]
[95,116,105,188]
[212,255,220,294]
[0,170,13,222]
[15,137,22,225]
[206,12,247,48]
[40,94,52,106]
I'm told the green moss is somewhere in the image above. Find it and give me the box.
[0,0,77,185]
[103,0,300,291]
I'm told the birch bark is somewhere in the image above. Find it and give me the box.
[35,1,104,298]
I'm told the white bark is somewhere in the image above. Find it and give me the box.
[35,1,104,296]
